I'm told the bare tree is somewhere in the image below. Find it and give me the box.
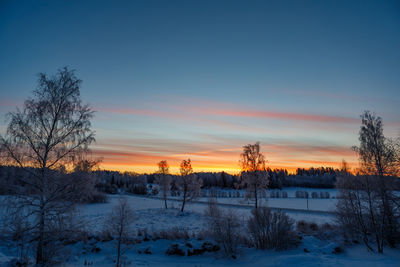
[106,198,134,267]
[154,160,171,209]
[0,67,95,265]
[240,142,269,209]
[336,111,400,252]
[336,175,384,251]
[177,159,202,212]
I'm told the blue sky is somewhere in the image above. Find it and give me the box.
[1,0,399,173]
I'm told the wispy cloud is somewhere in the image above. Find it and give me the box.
[201,109,358,123]
[96,98,359,124]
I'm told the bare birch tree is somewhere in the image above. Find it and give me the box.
[0,67,95,265]
[240,142,269,209]
[106,198,134,267]
[336,111,400,252]
[177,159,202,212]
[154,160,171,209]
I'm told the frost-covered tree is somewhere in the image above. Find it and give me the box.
[177,159,202,212]
[154,160,171,209]
[0,67,95,265]
[336,111,400,252]
[106,198,134,267]
[240,142,269,209]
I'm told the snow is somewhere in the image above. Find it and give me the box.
[77,193,335,234]
[61,236,400,267]
[1,191,399,266]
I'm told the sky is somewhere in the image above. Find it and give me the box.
[0,0,399,174]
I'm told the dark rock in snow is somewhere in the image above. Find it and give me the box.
[333,246,344,254]
[144,247,152,254]
[166,244,185,256]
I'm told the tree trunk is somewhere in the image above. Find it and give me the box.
[181,187,187,212]
[254,186,258,210]
[164,194,168,209]
[117,236,121,267]
[36,204,45,265]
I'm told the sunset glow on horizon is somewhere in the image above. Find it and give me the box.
[88,98,362,174]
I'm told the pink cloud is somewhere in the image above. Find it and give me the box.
[96,100,359,124]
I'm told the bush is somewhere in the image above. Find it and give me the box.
[296,220,319,234]
[309,222,318,231]
[152,227,190,241]
[205,197,241,257]
[296,220,309,234]
[333,246,344,254]
[248,207,299,250]
[311,192,319,199]
[166,244,185,256]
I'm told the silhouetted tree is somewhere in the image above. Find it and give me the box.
[154,160,171,209]
[0,67,95,265]
[177,159,202,212]
[240,142,269,209]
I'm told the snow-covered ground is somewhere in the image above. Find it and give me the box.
[61,236,400,267]
[77,192,335,234]
[1,191,399,266]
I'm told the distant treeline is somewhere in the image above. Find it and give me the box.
[92,167,340,194]
[0,165,352,196]
[2,165,400,197]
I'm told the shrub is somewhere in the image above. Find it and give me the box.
[166,244,185,256]
[205,197,241,257]
[296,220,309,234]
[248,207,299,250]
[296,220,319,234]
[333,246,344,254]
[156,227,190,240]
[309,222,319,232]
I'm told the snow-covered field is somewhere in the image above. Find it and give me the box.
[78,191,336,234]
[1,190,400,266]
